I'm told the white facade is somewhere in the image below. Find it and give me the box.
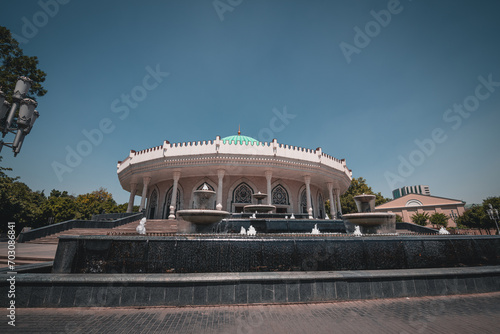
[117,135,352,219]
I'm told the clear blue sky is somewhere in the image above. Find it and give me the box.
[1,0,499,205]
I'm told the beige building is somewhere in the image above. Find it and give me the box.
[375,194,466,227]
[117,133,352,220]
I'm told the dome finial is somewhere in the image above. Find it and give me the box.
[238,124,241,135]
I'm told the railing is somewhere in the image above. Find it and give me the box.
[91,212,140,221]
[17,212,144,243]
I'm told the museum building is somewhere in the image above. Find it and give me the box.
[117,131,352,220]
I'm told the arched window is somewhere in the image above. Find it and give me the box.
[300,189,308,214]
[233,182,253,204]
[405,199,423,207]
[272,184,289,205]
[163,186,181,218]
[148,189,158,219]
[300,189,314,215]
[317,193,324,218]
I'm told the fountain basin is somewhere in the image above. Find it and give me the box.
[176,209,230,224]
[343,212,396,234]
[243,191,276,213]
[243,204,276,213]
[342,194,396,234]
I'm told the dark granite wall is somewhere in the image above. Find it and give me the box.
[52,235,500,274]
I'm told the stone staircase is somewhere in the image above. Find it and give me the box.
[25,219,182,244]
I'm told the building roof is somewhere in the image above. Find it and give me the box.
[117,134,352,194]
[222,134,259,145]
[375,193,465,210]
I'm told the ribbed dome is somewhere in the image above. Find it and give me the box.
[222,135,259,145]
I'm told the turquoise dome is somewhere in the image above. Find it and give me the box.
[222,134,259,145]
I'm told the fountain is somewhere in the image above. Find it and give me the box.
[136,217,146,235]
[40,192,500,308]
[311,224,320,234]
[243,191,276,213]
[247,225,257,236]
[176,183,231,232]
[342,194,396,234]
[439,226,451,235]
[353,225,362,237]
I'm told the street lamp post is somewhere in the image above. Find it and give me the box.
[449,209,459,234]
[486,204,500,235]
[0,76,40,156]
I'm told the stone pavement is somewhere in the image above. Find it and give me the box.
[2,292,499,333]
[0,242,57,265]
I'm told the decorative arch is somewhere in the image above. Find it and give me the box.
[147,187,159,219]
[317,192,325,218]
[162,184,183,218]
[229,181,255,213]
[405,199,423,207]
[189,180,217,209]
[271,183,290,213]
[233,182,253,203]
[272,184,289,205]
[299,187,314,215]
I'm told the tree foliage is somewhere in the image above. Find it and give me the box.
[339,177,391,215]
[39,190,77,224]
[429,212,448,228]
[456,197,500,234]
[411,212,430,226]
[0,26,47,100]
[74,188,117,220]
[0,158,134,234]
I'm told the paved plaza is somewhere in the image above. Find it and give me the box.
[2,292,499,333]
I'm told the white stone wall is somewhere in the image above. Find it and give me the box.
[118,137,351,179]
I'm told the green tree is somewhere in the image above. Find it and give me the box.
[40,189,77,224]
[429,212,448,228]
[339,177,391,214]
[457,203,495,234]
[483,197,500,234]
[0,26,47,100]
[74,188,117,220]
[395,214,404,223]
[0,158,47,233]
[411,212,430,226]
[114,203,139,213]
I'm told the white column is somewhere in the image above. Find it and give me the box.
[265,171,273,205]
[138,177,151,212]
[168,171,181,219]
[304,175,313,219]
[335,188,342,216]
[217,169,225,210]
[327,182,336,219]
[127,183,138,213]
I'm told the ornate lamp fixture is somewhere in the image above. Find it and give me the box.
[0,76,40,156]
